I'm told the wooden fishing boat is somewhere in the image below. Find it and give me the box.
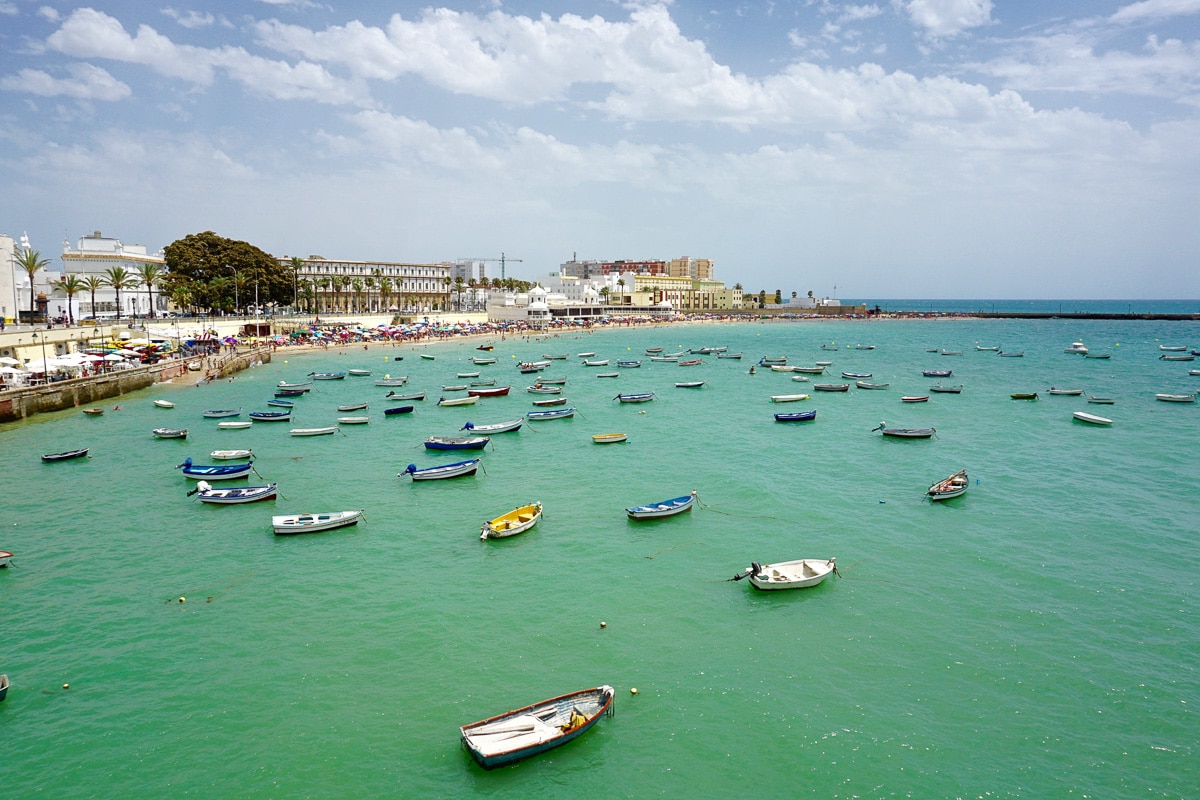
[267,399,294,408]
[1073,411,1113,426]
[901,395,930,403]
[337,416,370,425]
[582,359,610,367]
[438,396,477,407]
[290,426,339,436]
[596,372,619,378]
[528,385,562,394]
[401,458,480,481]
[419,353,436,360]
[82,408,104,416]
[717,352,742,359]
[535,376,567,385]
[856,381,890,390]
[526,407,575,421]
[1155,393,1196,403]
[0,672,8,700]
[153,399,175,408]
[1158,344,1187,351]
[249,411,291,422]
[975,345,1000,351]
[1011,392,1039,400]
[733,558,837,590]
[999,351,1024,357]
[645,347,664,354]
[927,469,968,500]
[872,423,935,438]
[477,345,494,352]
[278,380,313,390]
[384,405,414,416]
[930,384,963,393]
[347,369,372,376]
[842,371,872,379]
[480,501,542,540]
[375,377,409,386]
[790,375,810,383]
[272,509,364,535]
[337,402,368,412]
[425,435,490,451]
[821,345,839,351]
[792,366,825,374]
[1160,354,1194,361]
[1048,388,1084,396]
[42,447,90,462]
[626,491,696,520]
[678,359,703,366]
[532,397,567,407]
[577,352,596,358]
[675,381,705,388]
[649,354,680,362]
[308,371,346,380]
[386,390,426,401]
[1086,352,1113,359]
[592,433,627,444]
[470,379,497,387]
[617,360,642,368]
[192,481,277,504]
[202,409,241,419]
[210,449,253,460]
[458,371,481,378]
[461,419,523,434]
[468,385,511,397]
[774,410,816,422]
[770,365,798,372]
[940,349,963,356]
[614,392,655,403]
[472,357,497,365]
[1191,369,1200,376]
[275,389,306,397]
[770,393,809,403]
[813,384,850,392]
[923,369,952,377]
[176,458,253,480]
[543,353,569,360]
[152,428,188,439]
[0,552,11,569]
[759,356,787,365]
[460,685,615,769]
[442,384,469,392]
[218,421,252,429]
[1087,396,1115,405]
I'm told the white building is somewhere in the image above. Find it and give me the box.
[60,230,166,319]
[3,231,61,324]
[1,233,20,324]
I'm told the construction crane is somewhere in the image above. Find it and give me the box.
[461,252,523,282]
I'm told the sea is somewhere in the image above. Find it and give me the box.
[2,307,1199,799]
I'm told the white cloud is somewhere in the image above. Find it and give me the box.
[896,0,993,38]
[45,8,368,105]
[0,2,18,16]
[839,4,883,23]
[972,32,1200,100]
[161,8,216,29]
[37,6,58,22]
[0,63,131,101]
[1110,0,1200,23]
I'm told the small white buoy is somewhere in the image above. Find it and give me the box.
[179,596,186,603]
[630,687,638,695]
[600,621,606,628]
[63,683,70,690]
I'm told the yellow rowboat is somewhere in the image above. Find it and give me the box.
[592,433,628,444]
[480,502,542,540]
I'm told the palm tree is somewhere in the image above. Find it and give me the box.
[51,274,86,325]
[599,286,610,304]
[169,284,193,316]
[81,275,105,319]
[378,278,393,313]
[453,276,466,311]
[364,275,377,311]
[102,266,139,320]
[288,257,306,311]
[442,276,452,311]
[351,278,365,312]
[331,276,348,313]
[316,277,331,313]
[15,248,50,322]
[137,263,164,318]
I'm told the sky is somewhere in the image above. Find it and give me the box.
[1,0,1198,300]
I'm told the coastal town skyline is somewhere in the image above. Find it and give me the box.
[2,1,1198,300]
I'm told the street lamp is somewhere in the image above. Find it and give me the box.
[32,331,47,382]
[226,264,239,316]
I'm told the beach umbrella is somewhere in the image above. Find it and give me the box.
[0,365,26,374]
[0,356,20,365]
[103,353,126,362]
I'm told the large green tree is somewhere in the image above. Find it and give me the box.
[15,248,50,322]
[161,231,292,315]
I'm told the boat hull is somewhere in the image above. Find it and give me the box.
[480,502,542,540]
[461,686,614,769]
[273,510,363,535]
[626,492,696,519]
[745,558,837,590]
[42,448,90,462]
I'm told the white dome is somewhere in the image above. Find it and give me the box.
[657,300,673,308]
[528,299,549,311]
[529,286,547,298]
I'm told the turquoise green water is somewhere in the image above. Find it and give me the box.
[3,319,1198,798]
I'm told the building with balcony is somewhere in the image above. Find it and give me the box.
[280,255,453,315]
[60,230,166,319]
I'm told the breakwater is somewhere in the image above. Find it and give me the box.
[0,347,271,424]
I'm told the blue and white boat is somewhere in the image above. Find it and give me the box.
[460,685,615,770]
[400,459,481,481]
[774,410,816,422]
[526,407,575,421]
[191,482,277,504]
[176,458,253,480]
[626,491,697,520]
[249,411,291,422]
[614,392,655,403]
[617,360,642,368]
[384,405,414,416]
[461,419,524,434]
[202,408,241,419]
[266,398,294,408]
[309,371,346,380]
[424,435,490,451]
